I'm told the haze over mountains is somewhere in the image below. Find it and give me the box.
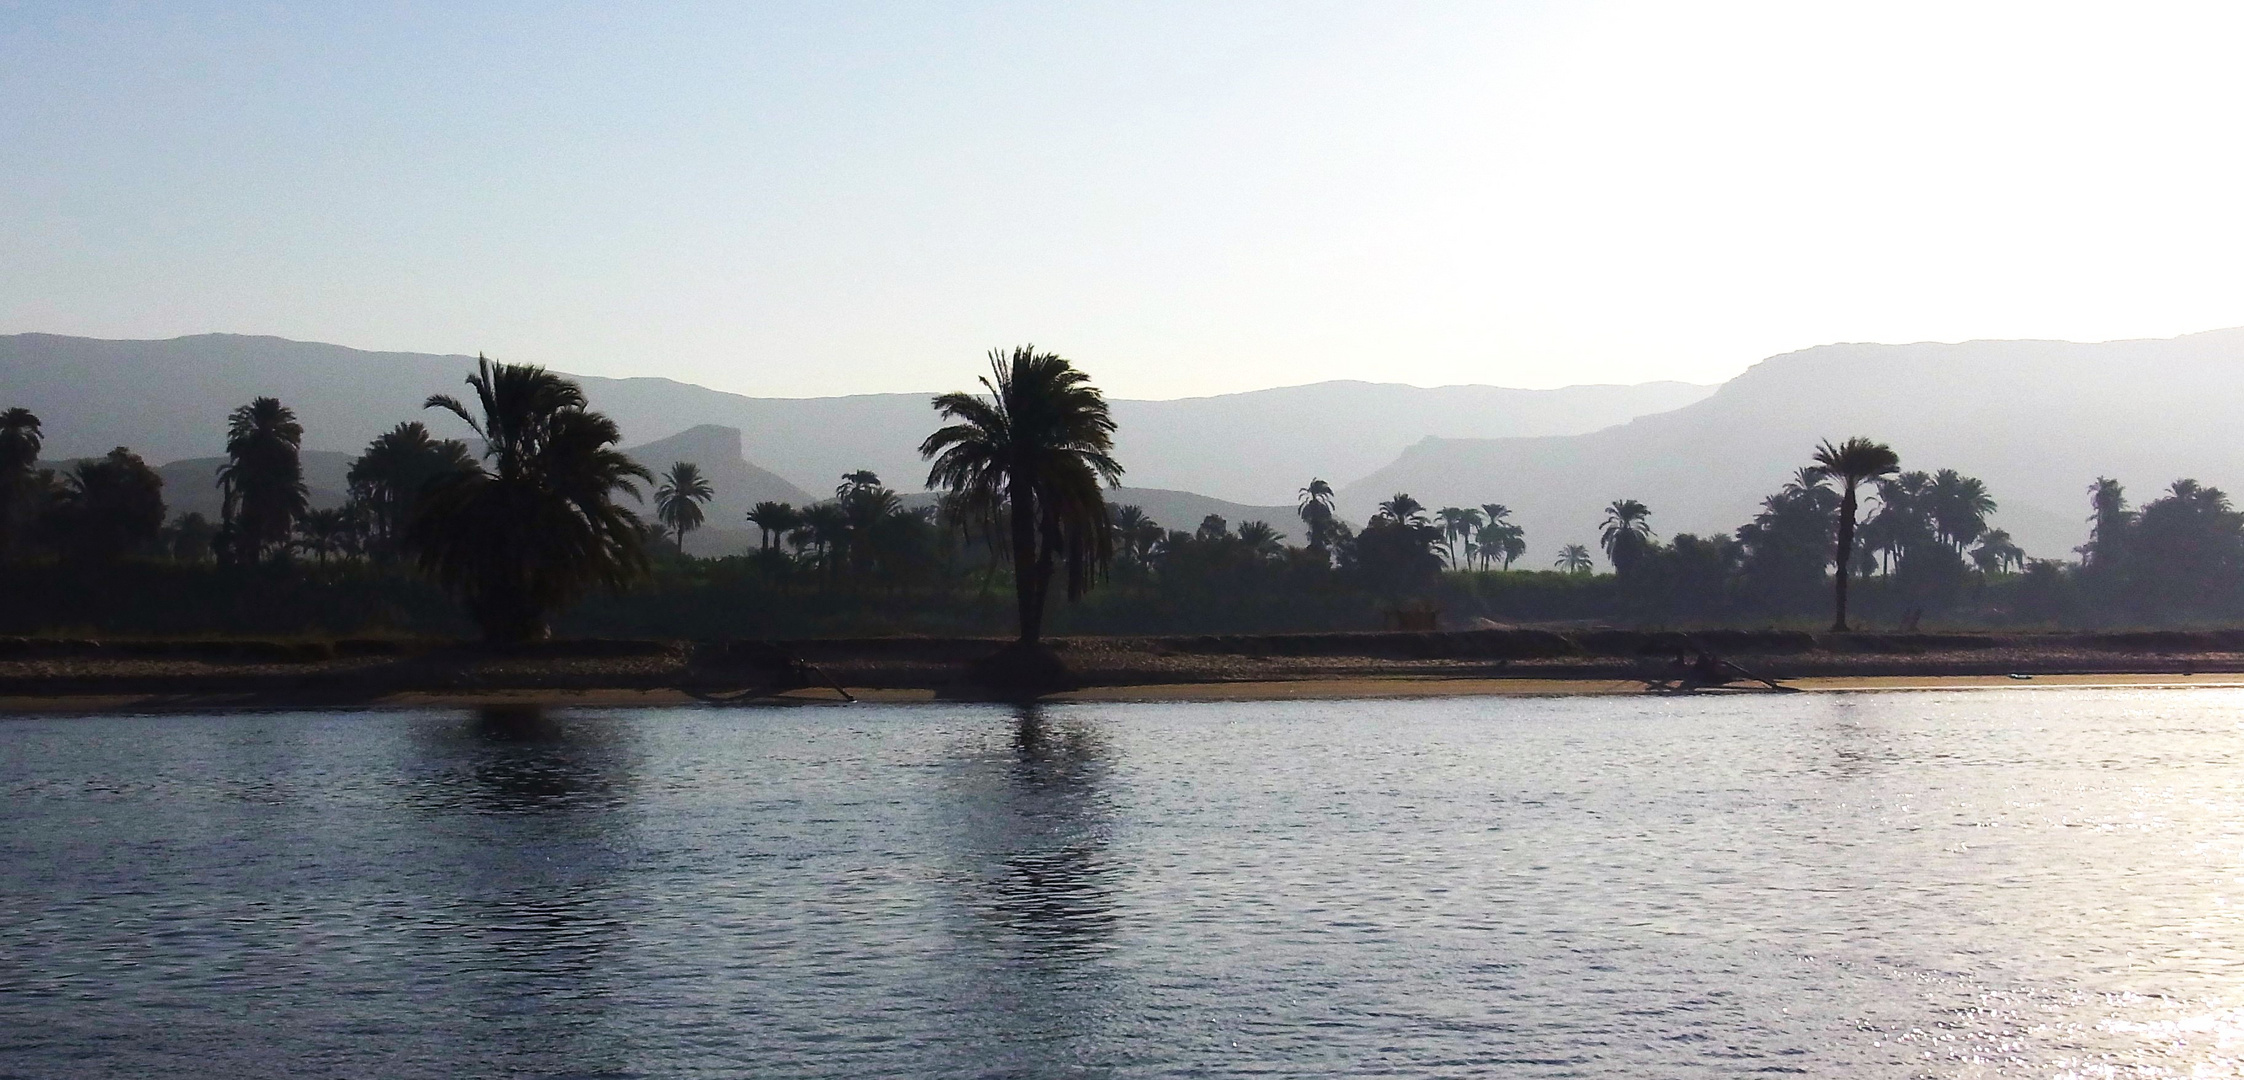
[0,332,1707,503]
[1341,328,2244,562]
[15,329,2244,564]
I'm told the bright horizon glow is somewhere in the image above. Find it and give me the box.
[5,1,2244,400]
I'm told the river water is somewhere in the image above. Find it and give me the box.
[5,689,2244,1077]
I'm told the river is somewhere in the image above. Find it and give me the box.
[6,688,2244,1077]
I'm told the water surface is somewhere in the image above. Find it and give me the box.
[6,689,2244,1077]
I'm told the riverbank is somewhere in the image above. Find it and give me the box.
[6,628,2244,713]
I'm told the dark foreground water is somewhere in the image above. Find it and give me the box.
[6,690,2244,1078]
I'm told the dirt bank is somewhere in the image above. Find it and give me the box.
[4,629,2244,713]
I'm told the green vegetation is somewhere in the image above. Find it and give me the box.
[6,352,2244,641]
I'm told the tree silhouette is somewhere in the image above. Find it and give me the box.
[1236,520,1285,558]
[746,500,798,551]
[347,421,474,561]
[921,346,1122,646]
[50,447,165,562]
[1807,437,1900,632]
[654,461,715,555]
[1435,507,1483,568]
[217,397,309,564]
[2082,477,2130,568]
[1297,479,1339,554]
[1555,543,1594,574]
[1599,499,1654,575]
[1376,493,1428,525]
[409,356,652,642]
[0,408,42,559]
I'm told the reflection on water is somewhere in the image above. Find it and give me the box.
[11,690,2244,1077]
[400,705,640,1076]
[979,705,1118,953]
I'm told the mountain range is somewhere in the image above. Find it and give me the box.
[1,333,1708,508]
[1338,328,2244,561]
[16,328,2244,564]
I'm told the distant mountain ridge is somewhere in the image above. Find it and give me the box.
[1339,328,2244,563]
[0,333,1711,504]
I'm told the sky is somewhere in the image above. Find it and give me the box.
[5,1,2244,400]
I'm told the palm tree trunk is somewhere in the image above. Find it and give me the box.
[1008,467,1041,645]
[1833,483,1858,632]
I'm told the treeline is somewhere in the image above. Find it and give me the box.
[5,358,2244,639]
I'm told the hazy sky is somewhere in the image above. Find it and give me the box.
[5,1,2243,399]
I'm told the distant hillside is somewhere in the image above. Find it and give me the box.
[1339,329,2244,563]
[0,333,1709,503]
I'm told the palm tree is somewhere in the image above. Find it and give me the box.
[1377,493,1428,525]
[1433,507,1482,568]
[654,461,715,555]
[1970,528,2025,575]
[746,500,799,551]
[293,506,361,566]
[1111,505,1153,566]
[797,501,848,573]
[1237,520,1286,558]
[347,421,474,560]
[2083,477,2129,567]
[0,408,42,558]
[1807,437,1901,632]
[1555,543,1594,574]
[1928,469,1996,551]
[408,356,653,642]
[1599,499,1654,574]
[1298,479,1339,551]
[216,397,309,564]
[1478,504,1512,569]
[921,345,1122,647]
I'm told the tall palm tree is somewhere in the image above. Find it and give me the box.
[409,356,653,642]
[654,461,715,555]
[216,397,309,564]
[746,500,799,551]
[2084,477,2130,567]
[1555,543,1594,574]
[1807,437,1900,632]
[1435,507,1483,568]
[1599,499,1653,574]
[1478,504,1512,569]
[0,408,42,558]
[1298,479,1339,552]
[921,345,1122,646]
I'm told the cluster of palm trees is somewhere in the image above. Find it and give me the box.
[0,362,2122,642]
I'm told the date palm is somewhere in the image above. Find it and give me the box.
[1435,507,1483,569]
[409,356,652,642]
[1807,436,1900,632]
[746,500,799,551]
[216,397,309,563]
[1377,493,1428,526]
[654,461,715,555]
[1237,519,1286,558]
[1555,543,1594,574]
[1298,479,1339,551]
[347,421,474,560]
[0,408,42,558]
[1599,499,1653,574]
[921,345,1122,646]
